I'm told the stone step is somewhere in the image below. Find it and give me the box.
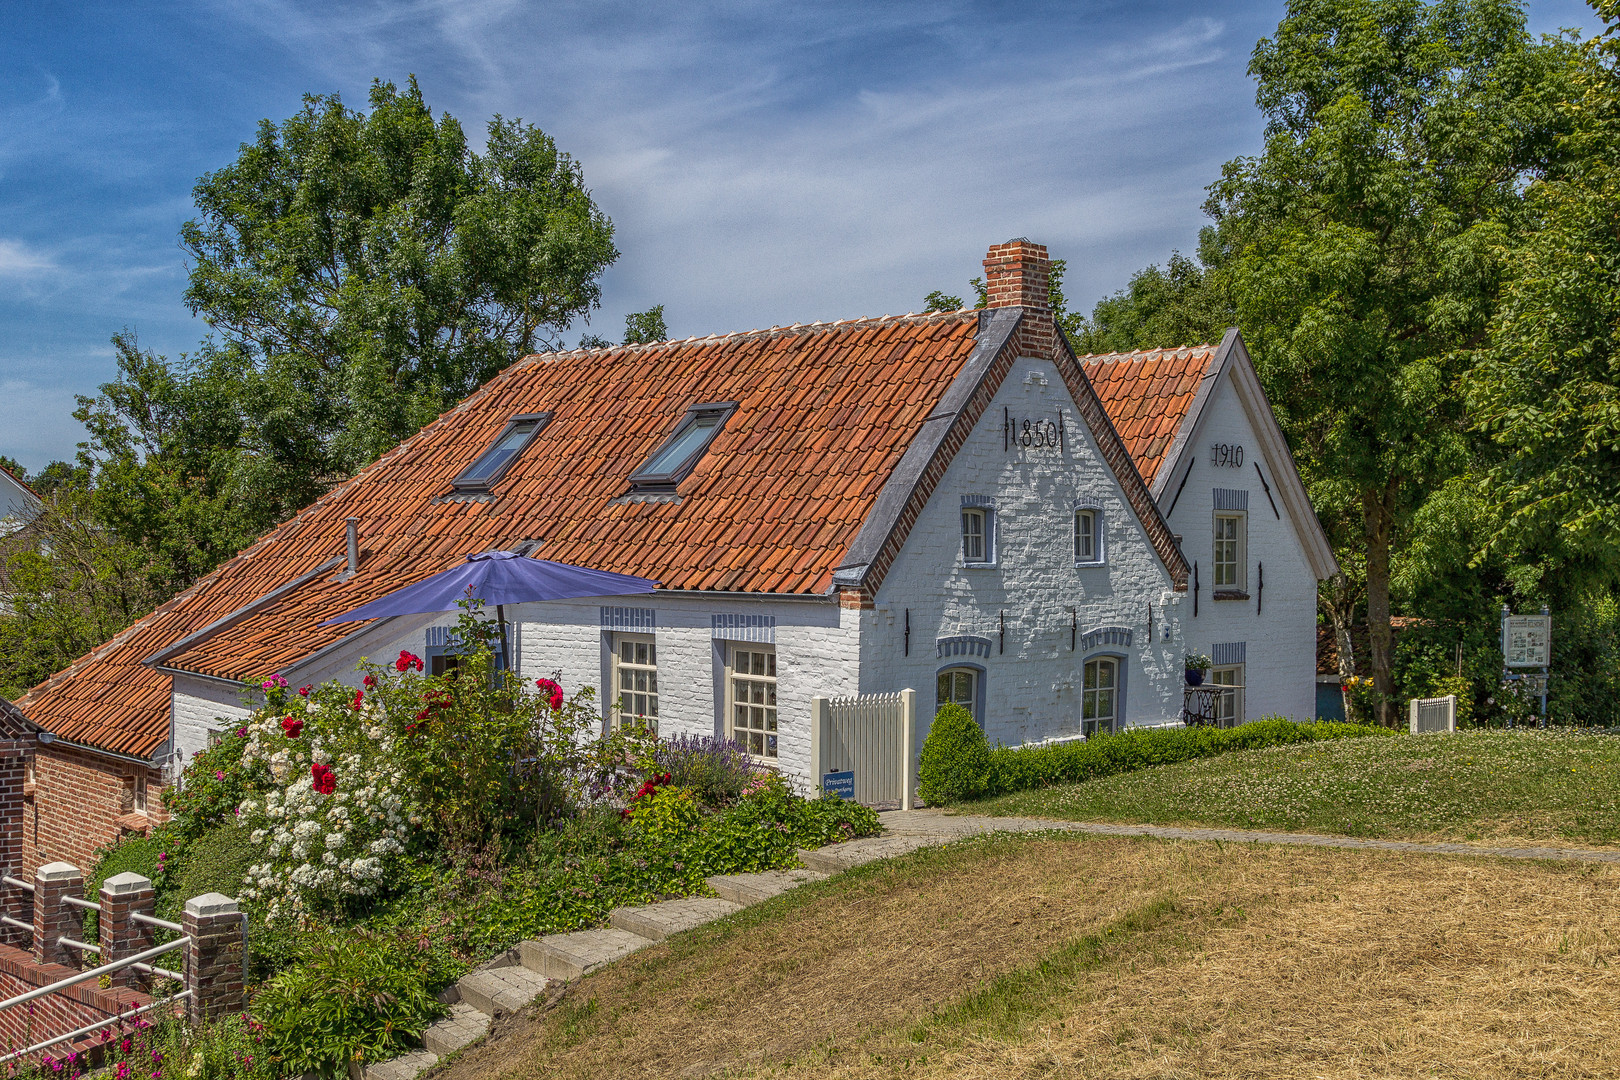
[362,1048,439,1080]
[456,964,549,1017]
[520,926,654,981]
[609,896,742,941]
[704,868,825,906]
[422,1001,491,1057]
[796,834,938,874]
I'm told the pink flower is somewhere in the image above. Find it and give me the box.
[214,770,224,781]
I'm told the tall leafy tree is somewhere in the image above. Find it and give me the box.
[1469,0,1620,598]
[180,76,618,480]
[1204,0,1577,723]
[1068,249,1235,355]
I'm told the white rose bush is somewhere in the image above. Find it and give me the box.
[235,677,411,923]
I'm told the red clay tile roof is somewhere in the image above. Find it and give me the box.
[1080,345,1219,489]
[18,312,984,757]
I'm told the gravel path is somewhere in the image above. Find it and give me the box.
[877,809,1620,864]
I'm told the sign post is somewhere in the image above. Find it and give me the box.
[1500,605,1551,727]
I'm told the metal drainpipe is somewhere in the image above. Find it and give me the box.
[345,518,360,575]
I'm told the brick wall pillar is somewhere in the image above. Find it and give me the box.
[99,872,156,990]
[182,893,245,1024]
[0,749,26,880]
[33,862,83,968]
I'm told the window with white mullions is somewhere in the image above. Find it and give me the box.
[936,667,979,723]
[611,633,658,733]
[727,646,777,759]
[1211,664,1244,728]
[961,508,988,563]
[1082,657,1118,738]
[1213,512,1245,589]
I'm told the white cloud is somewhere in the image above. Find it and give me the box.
[0,239,55,279]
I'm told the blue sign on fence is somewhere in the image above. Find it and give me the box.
[822,771,855,800]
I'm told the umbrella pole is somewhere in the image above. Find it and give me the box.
[496,603,509,673]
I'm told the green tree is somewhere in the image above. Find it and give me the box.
[1469,0,1620,598]
[0,487,164,698]
[179,76,618,480]
[622,305,668,345]
[1204,0,1577,723]
[1068,249,1235,355]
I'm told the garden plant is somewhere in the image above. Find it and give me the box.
[80,602,880,1078]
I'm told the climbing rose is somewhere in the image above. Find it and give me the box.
[396,650,424,673]
[363,674,377,688]
[310,763,336,795]
[351,688,364,712]
[536,678,564,711]
[279,716,304,739]
[297,685,313,697]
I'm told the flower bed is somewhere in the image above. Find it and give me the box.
[113,605,881,1077]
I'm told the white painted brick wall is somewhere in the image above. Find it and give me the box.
[171,675,253,768]
[1166,376,1318,722]
[866,355,1187,748]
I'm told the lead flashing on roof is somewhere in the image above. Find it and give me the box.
[144,555,346,669]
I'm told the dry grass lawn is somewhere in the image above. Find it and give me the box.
[433,833,1620,1080]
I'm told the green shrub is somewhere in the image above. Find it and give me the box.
[985,717,1391,797]
[156,823,258,922]
[256,930,448,1078]
[82,832,171,939]
[917,704,992,805]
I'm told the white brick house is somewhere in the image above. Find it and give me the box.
[20,239,1335,808]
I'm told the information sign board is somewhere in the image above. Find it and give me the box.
[822,771,855,801]
[1503,614,1551,668]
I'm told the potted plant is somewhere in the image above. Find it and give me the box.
[1184,653,1212,686]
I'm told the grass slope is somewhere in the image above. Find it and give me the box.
[433,832,1620,1080]
[970,729,1620,845]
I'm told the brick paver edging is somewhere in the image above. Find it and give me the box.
[876,810,1620,865]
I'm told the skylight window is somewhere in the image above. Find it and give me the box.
[630,402,736,491]
[452,413,551,491]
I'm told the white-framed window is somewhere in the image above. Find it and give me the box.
[961,507,993,564]
[1211,664,1244,728]
[1213,512,1246,590]
[610,633,659,732]
[936,666,980,723]
[727,646,777,759]
[1082,657,1119,738]
[130,772,148,815]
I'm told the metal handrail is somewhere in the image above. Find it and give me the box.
[61,896,99,913]
[132,962,182,982]
[0,937,187,1014]
[130,912,182,933]
[0,916,31,933]
[0,990,192,1065]
[2,876,35,894]
[58,937,99,955]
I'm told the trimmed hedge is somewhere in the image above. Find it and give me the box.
[978,718,1392,801]
[918,704,992,804]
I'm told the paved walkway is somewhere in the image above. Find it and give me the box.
[876,809,1620,865]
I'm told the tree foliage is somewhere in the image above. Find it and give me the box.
[1204,0,1578,722]
[1468,0,1620,597]
[178,77,617,479]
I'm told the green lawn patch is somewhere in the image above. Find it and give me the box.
[969,729,1620,845]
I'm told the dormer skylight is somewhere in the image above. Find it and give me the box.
[452,413,552,492]
[629,402,736,492]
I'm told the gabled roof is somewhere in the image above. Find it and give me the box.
[1085,329,1337,581]
[0,465,39,503]
[19,312,988,757]
[1080,344,1219,492]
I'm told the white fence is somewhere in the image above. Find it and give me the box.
[1409,694,1457,734]
[809,688,918,810]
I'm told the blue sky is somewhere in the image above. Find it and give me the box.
[0,0,1600,471]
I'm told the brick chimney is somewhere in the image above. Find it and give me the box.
[983,239,1054,357]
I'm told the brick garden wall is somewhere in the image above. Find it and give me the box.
[0,943,152,1058]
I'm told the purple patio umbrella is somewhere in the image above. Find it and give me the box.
[320,550,659,668]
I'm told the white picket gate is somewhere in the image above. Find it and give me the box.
[1408,694,1457,733]
[809,689,918,810]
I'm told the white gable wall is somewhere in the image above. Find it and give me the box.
[864,354,1187,746]
[171,673,253,768]
[1163,374,1318,721]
